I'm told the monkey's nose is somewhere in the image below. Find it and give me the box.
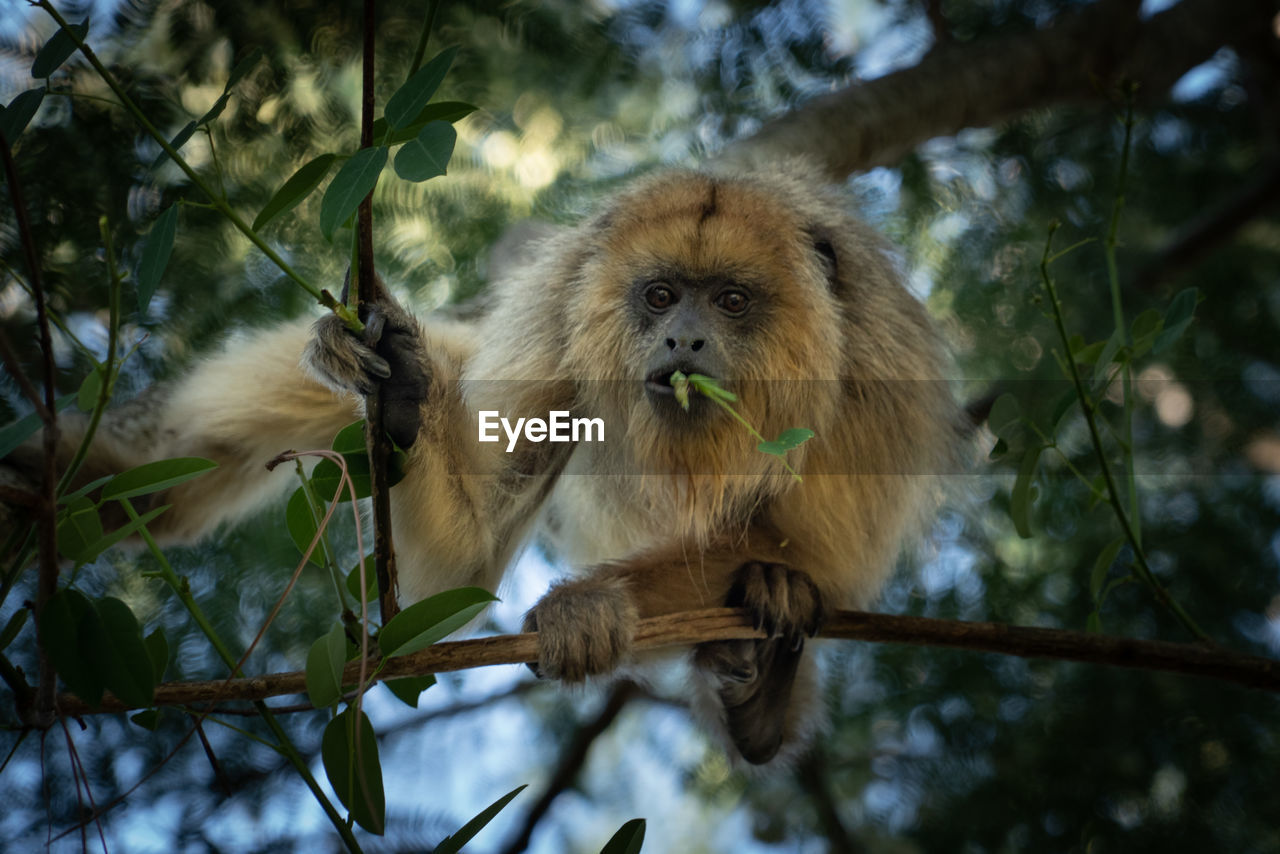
[665,337,705,352]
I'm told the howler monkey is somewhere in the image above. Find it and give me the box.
[10,160,961,764]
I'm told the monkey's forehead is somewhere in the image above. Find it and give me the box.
[597,174,814,276]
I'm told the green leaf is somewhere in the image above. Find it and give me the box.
[102,457,217,501]
[393,121,457,183]
[130,709,162,730]
[756,428,814,456]
[137,204,179,313]
[31,18,88,78]
[599,818,647,854]
[1090,538,1125,600]
[0,89,46,142]
[1071,339,1105,366]
[306,624,348,709]
[286,487,325,567]
[1130,308,1164,357]
[322,707,385,835]
[195,93,231,128]
[0,394,74,460]
[56,495,104,562]
[670,371,691,411]
[225,47,265,92]
[1153,287,1200,355]
[57,474,113,505]
[320,147,387,240]
[332,420,367,454]
[688,373,737,402]
[0,609,29,652]
[378,587,496,658]
[94,597,157,708]
[987,393,1021,442]
[384,46,459,130]
[144,627,169,683]
[1009,445,1043,539]
[253,153,336,232]
[69,504,170,564]
[38,588,105,708]
[346,555,377,603]
[152,120,197,169]
[385,674,436,708]
[1049,387,1080,432]
[372,101,476,146]
[431,785,527,854]
[311,454,372,502]
[1091,329,1125,389]
[1085,611,1102,633]
[76,366,103,412]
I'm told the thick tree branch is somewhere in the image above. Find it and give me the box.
[54,608,1280,716]
[726,0,1275,179]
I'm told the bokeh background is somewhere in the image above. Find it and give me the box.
[1,0,1278,851]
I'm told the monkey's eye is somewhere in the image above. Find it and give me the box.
[715,290,749,316]
[645,284,676,311]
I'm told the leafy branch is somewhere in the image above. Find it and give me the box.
[670,371,815,481]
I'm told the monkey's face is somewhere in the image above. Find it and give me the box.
[565,171,845,474]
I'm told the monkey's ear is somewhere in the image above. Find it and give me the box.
[808,230,839,291]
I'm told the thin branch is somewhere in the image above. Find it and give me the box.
[356,0,401,625]
[497,681,637,854]
[1,127,60,728]
[53,608,1280,716]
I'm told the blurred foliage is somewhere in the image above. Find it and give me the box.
[1,0,1279,852]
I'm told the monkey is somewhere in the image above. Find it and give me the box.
[4,159,961,764]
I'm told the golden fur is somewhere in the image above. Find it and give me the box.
[15,160,960,763]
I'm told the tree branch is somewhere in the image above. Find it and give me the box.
[726,0,1275,179]
[497,681,637,854]
[1,128,60,729]
[53,608,1280,716]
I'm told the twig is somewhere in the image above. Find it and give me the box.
[497,681,637,854]
[53,607,1280,715]
[0,127,60,728]
[1039,225,1208,640]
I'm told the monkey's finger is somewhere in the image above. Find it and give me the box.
[362,310,386,347]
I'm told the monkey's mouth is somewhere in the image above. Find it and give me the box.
[644,365,695,397]
[644,364,717,413]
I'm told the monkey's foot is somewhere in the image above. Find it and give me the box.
[523,575,638,682]
[727,561,826,650]
[694,636,805,765]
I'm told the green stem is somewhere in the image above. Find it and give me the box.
[296,460,349,612]
[1038,227,1207,642]
[120,497,363,851]
[1104,95,1141,547]
[54,218,122,496]
[35,1,359,330]
[408,1,441,76]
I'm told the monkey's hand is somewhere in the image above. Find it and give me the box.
[694,562,826,764]
[304,298,431,449]
[522,575,638,682]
